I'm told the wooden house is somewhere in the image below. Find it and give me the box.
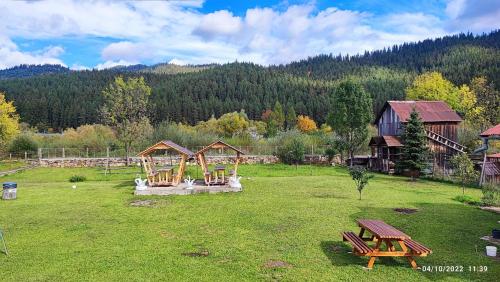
[477,124,500,185]
[369,101,465,173]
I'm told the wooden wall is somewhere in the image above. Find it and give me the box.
[424,123,459,141]
[378,107,401,136]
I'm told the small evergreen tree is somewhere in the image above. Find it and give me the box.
[398,108,429,180]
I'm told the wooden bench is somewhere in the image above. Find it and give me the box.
[342,231,373,255]
[405,239,432,255]
[343,220,433,269]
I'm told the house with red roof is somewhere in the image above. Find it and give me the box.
[369,101,465,173]
[476,124,500,185]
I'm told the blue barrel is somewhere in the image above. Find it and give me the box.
[3,182,17,189]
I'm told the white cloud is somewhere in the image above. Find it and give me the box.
[168,58,187,65]
[445,0,500,32]
[0,0,498,68]
[193,10,243,39]
[101,41,152,62]
[95,59,137,70]
[70,64,90,70]
[0,36,65,69]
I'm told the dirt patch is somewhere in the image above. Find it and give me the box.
[159,230,176,239]
[393,208,418,214]
[480,206,500,214]
[182,249,210,257]
[130,200,157,207]
[263,260,293,269]
[129,199,171,207]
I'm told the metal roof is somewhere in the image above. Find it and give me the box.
[138,140,195,157]
[195,140,245,155]
[375,101,462,124]
[480,123,500,137]
[482,162,500,177]
[369,136,403,147]
[488,153,500,159]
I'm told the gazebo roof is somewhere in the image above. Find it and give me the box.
[195,140,245,155]
[138,140,195,157]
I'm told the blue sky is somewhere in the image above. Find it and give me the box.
[0,0,498,70]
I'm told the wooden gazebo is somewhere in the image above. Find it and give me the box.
[195,140,245,186]
[138,140,194,187]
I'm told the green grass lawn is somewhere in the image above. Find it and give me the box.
[0,160,26,172]
[0,164,498,281]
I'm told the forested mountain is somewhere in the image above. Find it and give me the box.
[275,31,500,87]
[0,64,70,79]
[0,30,498,131]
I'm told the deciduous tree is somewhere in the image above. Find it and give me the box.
[450,153,479,195]
[0,92,20,150]
[296,115,317,133]
[327,80,372,166]
[101,76,152,165]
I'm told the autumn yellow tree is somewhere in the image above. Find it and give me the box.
[296,115,317,133]
[0,92,20,149]
[406,72,483,121]
[216,111,249,137]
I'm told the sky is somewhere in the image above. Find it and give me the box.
[0,0,499,70]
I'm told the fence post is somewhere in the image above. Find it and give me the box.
[38,148,42,165]
[24,151,27,161]
[86,147,89,158]
[9,153,12,160]
[105,147,110,176]
[62,147,65,158]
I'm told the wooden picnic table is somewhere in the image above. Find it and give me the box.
[157,166,174,183]
[214,165,226,183]
[342,219,432,269]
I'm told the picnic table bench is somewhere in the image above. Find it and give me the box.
[342,219,432,269]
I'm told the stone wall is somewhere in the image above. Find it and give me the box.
[30,154,336,168]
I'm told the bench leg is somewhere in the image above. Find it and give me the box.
[386,241,395,251]
[366,239,382,269]
[358,228,365,238]
[367,256,377,269]
[407,256,417,269]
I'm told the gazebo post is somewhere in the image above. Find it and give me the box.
[234,152,240,176]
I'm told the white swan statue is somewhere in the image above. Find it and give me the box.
[229,176,242,189]
[184,176,196,189]
[135,177,148,191]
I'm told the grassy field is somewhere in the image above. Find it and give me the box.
[0,164,498,281]
[0,160,27,172]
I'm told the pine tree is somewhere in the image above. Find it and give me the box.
[398,108,429,180]
[286,105,297,129]
[272,101,285,130]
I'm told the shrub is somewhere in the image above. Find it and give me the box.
[274,131,306,165]
[69,175,86,182]
[349,166,374,200]
[8,133,39,154]
[481,184,500,207]
[453,195,481,206]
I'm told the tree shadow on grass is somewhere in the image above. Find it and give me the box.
[320,240,407,269]
[113,180,134,189]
